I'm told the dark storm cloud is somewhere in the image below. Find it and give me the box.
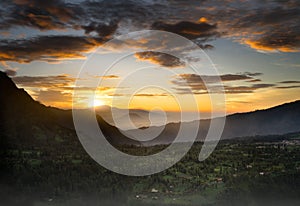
[215,2,300,52]
[230,6,299,29]
[0,0,299,66]
[0,0,82,31]
[0,36,103,63]
[81,21,119,38]
[151,21,221,41]
[171,72,274,94]
[244,31,300,52]
[83,0,300,53]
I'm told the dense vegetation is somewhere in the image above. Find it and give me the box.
[1,133,299,206]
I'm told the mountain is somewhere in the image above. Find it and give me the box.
[1,71,300,147]
[218,101,300,139]
[95,106,197,130]
[128,100,300,145]
[95,106,164,130]
[0,71,140,149]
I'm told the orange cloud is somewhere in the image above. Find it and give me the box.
[13,0,75,28]
[244,39,299,53]
[97,75,120,79]
[0,36,103,63]
[26,13,63,30]
[198,17,208,23]
[12,74,121,108]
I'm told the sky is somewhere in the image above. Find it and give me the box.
[0,0,300,116]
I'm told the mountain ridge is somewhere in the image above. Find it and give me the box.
[1,71,300,146]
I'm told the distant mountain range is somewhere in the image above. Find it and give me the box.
[135,100,300,145]
[95,105,166,130]
[1,71,300,147]
[95,105,205,130]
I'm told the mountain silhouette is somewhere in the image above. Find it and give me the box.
[1,71,300,147]
[0,71,139,149]
[129,100,300,145]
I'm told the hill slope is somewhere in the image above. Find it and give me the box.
[1,71,300,146]
[0,71,139,149]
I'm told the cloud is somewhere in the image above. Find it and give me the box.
[4,69,17,77]
[12,74,118,91]
[0,61,18,76]
[134,93,168,97]
[36,90,72,103]
[221,4,300,52]
[244,35,300,53]
[97,75,120,79]
[226,100,252,104]
[81,21,119,38]
[0,31,10,37]
[276,85,300,89]
[1,0,81,31]
[0,0,220,58]
[105,93,168,97]
[151,21,221,41]
[171,72,274,94]
[177,84,275,95]
[135,51,186,68]
[220,74,253,81]
[278,80,300,84]
[0,36,103,63]
[12,74,76,108]
[0,0,299,67]
[199,44,215,50]
[12,74,76,88]
[223,84,275,94]
[275,79,300,89]
[247,79,262,83]
[243,72,263,77]
[12,74,120,107]
[172,73,256,85]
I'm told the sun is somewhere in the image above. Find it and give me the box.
[89,99,105,108]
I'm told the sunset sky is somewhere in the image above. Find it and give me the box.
[0,0,299,115]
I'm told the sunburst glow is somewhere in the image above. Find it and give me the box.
[89,99,105,108]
